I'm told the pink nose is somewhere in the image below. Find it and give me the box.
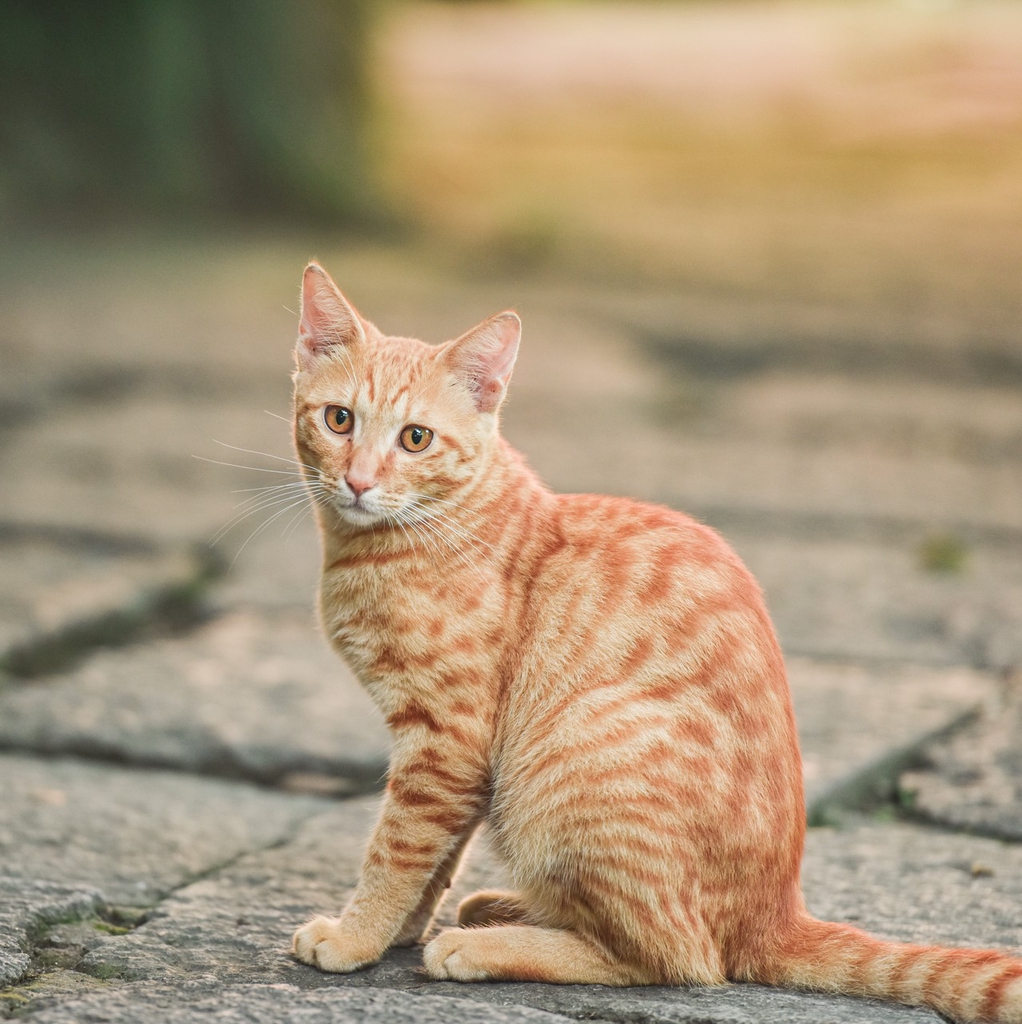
[345,473,374,499]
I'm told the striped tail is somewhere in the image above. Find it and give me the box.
[759,916,1022,1024]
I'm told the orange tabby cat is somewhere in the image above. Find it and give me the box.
[290,262,1022,1023]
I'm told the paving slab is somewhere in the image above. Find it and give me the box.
[802,821,1022,955]
[212,514,323,612]
[0,754,332,1012]
[731,530,1022,672]
[0,753,328,907]
[506,337,1022,539]
[790,658,996,818]
[17,978,934,1024]
[65,795,1021,1024]
[24,982,592,1024]
[70,797,397,987]
[0,610,389,791]
[900,674,1022,842]
[0,525,215,679]
[0,880,104,988]
[0,396,298,545]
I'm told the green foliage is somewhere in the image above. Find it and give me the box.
[92,921,132,936]
[919,532,969,574]
[897,784,918,812]
[0,0,381,226]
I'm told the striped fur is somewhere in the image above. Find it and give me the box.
[290,263,1022,1023]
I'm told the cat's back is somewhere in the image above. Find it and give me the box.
[503,488,797,775]
[526,490,776,645]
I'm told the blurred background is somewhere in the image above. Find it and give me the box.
[1,0,1020,688]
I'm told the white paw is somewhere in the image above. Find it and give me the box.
[422,928,490,982]
[291,916,379,974]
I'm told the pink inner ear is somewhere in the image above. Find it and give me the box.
[484,313,520,384]
[297,264,364,365]
[447,311,521,414]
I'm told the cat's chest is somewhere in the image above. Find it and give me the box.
[320,562,420,653]
[318,557,505,708]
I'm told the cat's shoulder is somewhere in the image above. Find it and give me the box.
[553,491,735,559]
[544,492,762,604]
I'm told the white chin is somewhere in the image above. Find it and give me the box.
[334,502,383,527]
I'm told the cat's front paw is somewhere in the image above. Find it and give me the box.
[292,916,381,974]
[422,928,490,982]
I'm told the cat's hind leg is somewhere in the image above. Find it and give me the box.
[422,925,645,985]
[456,889,530,928]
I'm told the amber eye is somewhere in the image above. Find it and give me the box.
[400,424,433,452]
[324,405,353,435]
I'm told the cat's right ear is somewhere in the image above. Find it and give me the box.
[442,311,522,414]
[296,262,366,371]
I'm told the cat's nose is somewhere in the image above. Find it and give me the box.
[344,473,375,499]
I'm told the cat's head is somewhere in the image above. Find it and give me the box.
[292,262,520,529]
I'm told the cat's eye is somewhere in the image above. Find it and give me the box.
[324,405,353,435]
[400,424,433,452]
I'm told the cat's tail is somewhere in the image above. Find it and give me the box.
[757,915,1022,1023]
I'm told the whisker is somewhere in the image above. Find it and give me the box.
[229,484,309,517]
[410,503,495,553]
[409,519,456,565]
[399,513,460,575]
[231,481,311,495]
[211,479,326,545]
[227,493,313,567]
[405,493,495,550]
[406,492,474,512]
[194,454,307,477]
[396,506,490,586]
[281,500,315,539]
[212,489,313,544]
[212,439,317,472]
[284,507,315,540]
[390,511,420,557]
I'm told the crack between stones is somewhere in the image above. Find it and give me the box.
[6,803,335,1007]
[1,888,117,1017]
[804,703,1022,849]
[807,705,983,825]
[0,547,225,683]
[0,744,386,801]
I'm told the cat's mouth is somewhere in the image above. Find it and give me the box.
[332,493,386,526]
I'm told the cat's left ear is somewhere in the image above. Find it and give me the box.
[442,311,521,414]
[296,262,366,371]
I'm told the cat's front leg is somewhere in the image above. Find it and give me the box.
[390,829,478,947]
[292,740,487,973]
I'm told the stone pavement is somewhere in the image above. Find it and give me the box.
[1,237,1020,1022]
